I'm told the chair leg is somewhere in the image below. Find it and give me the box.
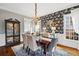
[28,48,30,55]
[25,46,28,52]
[23,44,25,49]
[43,45,46,56]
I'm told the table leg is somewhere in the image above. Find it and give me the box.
[43,45,46,56]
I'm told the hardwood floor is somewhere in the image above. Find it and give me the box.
[0,44,79,56]
[0,46,15,56]
[57,44,79,56]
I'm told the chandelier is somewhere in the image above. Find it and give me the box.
[32,3,39,25]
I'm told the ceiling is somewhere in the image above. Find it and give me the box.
[0,3,79,18]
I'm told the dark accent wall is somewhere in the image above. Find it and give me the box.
[39,5,79,34]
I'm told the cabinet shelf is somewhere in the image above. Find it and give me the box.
[7,35,20,37]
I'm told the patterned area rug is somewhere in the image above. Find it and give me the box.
[11,44,71,56]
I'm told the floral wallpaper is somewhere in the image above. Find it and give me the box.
[39,5,79,34]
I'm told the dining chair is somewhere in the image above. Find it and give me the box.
[22,34,28,51]
[27,35,42,55]
[46,38,58,56]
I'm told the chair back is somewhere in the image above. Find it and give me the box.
[22,34,28,48]
[27,35,38,51]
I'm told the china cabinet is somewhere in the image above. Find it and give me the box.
[5,18,20,46]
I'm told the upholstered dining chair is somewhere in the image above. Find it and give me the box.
[46,38,58,56]
[27,35,41,55]
[22,34,28,50]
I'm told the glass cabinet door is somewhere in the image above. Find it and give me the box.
[5,19,20,46]
[14,23,20,35]
[7,23,13,36]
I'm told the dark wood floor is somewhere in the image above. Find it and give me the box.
[0,44,79,56]
[0,46,15,56]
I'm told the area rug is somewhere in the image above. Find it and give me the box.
[11,44,71,56]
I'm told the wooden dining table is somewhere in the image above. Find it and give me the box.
[37,37,51,55]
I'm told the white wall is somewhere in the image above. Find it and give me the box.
[58,11,79,50]
[58,34,79,49]
[0,34,5,46]
[0,9,31,46]
[0,9,25,34]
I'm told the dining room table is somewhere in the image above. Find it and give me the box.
[36,37,51,55]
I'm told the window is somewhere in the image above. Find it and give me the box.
[64,15,78,40]
[24,18,31,32]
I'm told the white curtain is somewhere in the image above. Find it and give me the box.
[71,8,79,34]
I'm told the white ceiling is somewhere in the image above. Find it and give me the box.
[0,3,79,18]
